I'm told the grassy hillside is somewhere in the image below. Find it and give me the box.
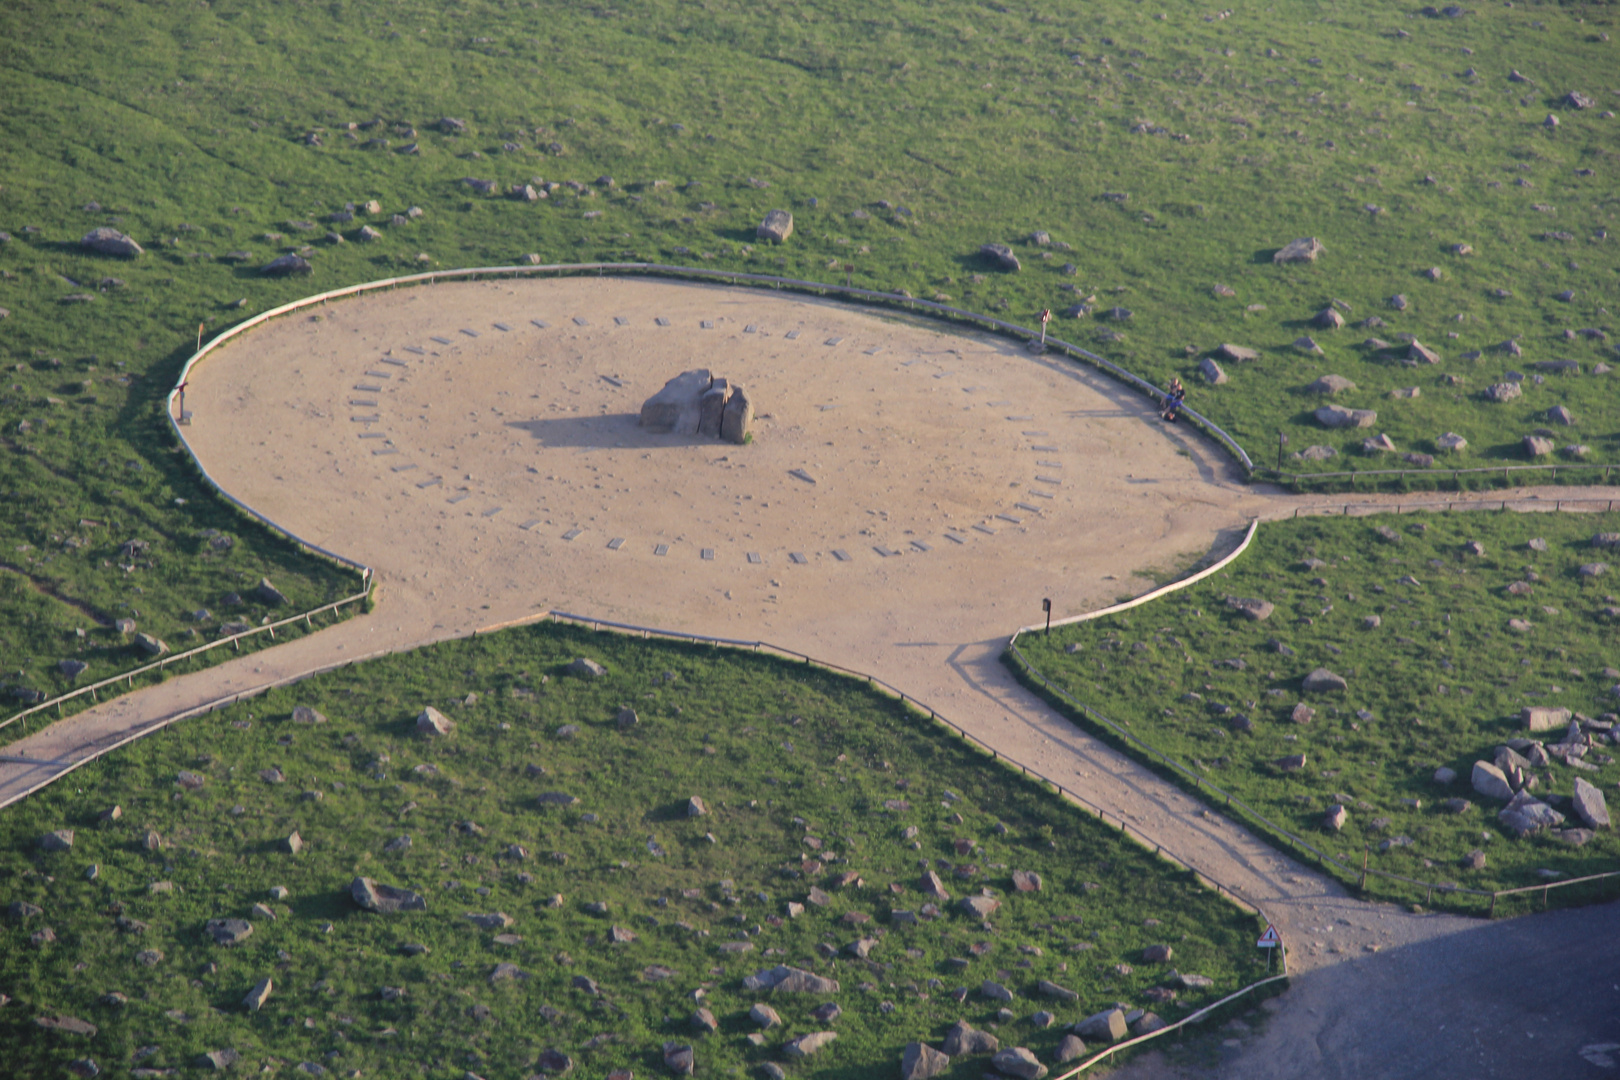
[0,622,1267,1078]
[1011,509,1620,910]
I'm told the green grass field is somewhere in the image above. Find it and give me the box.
[1010,509,1620,909]
[0,622,1267,1078]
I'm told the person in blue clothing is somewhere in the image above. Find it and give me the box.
[1161,378,1185,422]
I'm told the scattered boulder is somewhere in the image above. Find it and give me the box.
[1436,432,1468,452]
[1499,791,1565,837]
[1471,761,1514,801]
[135,633,168,657]
[741,965,840,994]
[749,1003,781,1029]
[1225,597,1274,621]
[1011,870,1043,892]
[1306,375,1356,394]
[1572,777,1610,829]
[1315,404,1377,429]
[1292,336,1323,354]
[1198,357,1227,385]
[1485,382,1522,403]
[290,705,326,724]
[39,830,74,852]
[980,980,1014,1003]
[567,657,608,678]
[1433,766,1457,785]
[205,918,253,946]
[1274,754,1307,773]
[691,1007,718,1034]
[1524,436,1555,458]
[943,1021,999,1055]
[757,210,794,243]
[1363,433,1397,454]
[1324,804,1348,831]
[1302,668,1347,692]
[663,1043,695,1076]
[1291,703,1316,724]
[1142,944,1174,963]
[254,578,288,605]
[1408,341,1442,365]
[80,228,144,258]
[1213,344,1258,363]
[1312,307,1345,330]
[1054,1034,1087,1064]
[1036,979,1078,1002]
[351,876,427,913]
[1273,237,1324,263]
[784,1032,838,1058]
[243,977,273,1012]
[1523,706,1572,733]
[260,254,312,277]
[416,706,454,736]
[901,1041,951,1080]
[280,831,303,854]
[197,1050,240,1071]
[979,243,1021,272]
[1074,1008,1128,1043]
[992,1047,1047,1080]
[960,895,1001,919]
[686,796,707,818]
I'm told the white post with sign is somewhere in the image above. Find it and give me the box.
[1257,923,1281,973]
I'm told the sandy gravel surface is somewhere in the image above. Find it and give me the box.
[4,277,1616,992]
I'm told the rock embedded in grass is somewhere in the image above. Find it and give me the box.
[39,829,74,852]
[943,1020,999,1055]
[992,1047,1047,1080]
[901,1041,951,1080]
[1073,1008,1128,1043]
[416,706,453,736]
[1225,596,1274,621]
[1306,374,1355,395]
[742,964,840,994]
[351,876,426,913]
[1197,357,1226,385]
[1324,804,1348,831]
[1314,404,1377,429]
[1311,307,1344,330]
[567,657,608,678]
[757,210,794,243]
[1273,237,1324,264]
[1302,668,1347,693]
[243,977,272,1012]
[204,918,253,946]
[978,243,1020,271]
[80,227,144,258]
[662,1042,695,1075]
[1572,777,1610,829]
[980,980,1013,1003]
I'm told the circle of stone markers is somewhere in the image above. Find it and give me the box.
[351,312,1065,565]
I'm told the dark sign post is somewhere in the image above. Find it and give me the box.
[1042,597,1052,635]
[844,264,854,288]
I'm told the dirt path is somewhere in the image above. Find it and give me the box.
[3,277,1617,989]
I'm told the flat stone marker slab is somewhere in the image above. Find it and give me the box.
[614,316,629,326]
[911,541,932,552]
[875,546,900,557]
[1031,444,1058,451]
[747,552,762,564]
[530,319,549,329]
[701,548,714,560]
[996,514,1022,524]
[572,317,589,326]
[972,524,996,535]
[350,399,378,407]
[654,544,669,556]
[430,335,453,344]
[1027,489,1053,499]
[655,317,671,326]
[864,346,882,356]
[380,358,408,367]
[392,463,417,472]
[1015,503,1042,513]
[607,537,626,550]
[447,493,471,504]
[354,384,382,392]
[351,415,380,423]
[832,549,852,561]
[1006,414,1034,421]
[989,399,1012,405]
[358,431,387,439]
[789,552,808,564]
[416,477,442,488]
[402,347,425,356]
[365,366,394,376]
[493,323,511,331]
[601,375,623,387]
[789,469,816,485]
[1023,430,1048,436]
[1034,475,1062,485]
[785,330,800,339]
[481,506,502,517]
[563,528,583,541]
[460,328,479,337]
[1036,460,1061,468]
[372,447,398,456]
[943,533,966,544]
[825,337,842,346]
[745,324,758,333]
[520,519,541,530]
[701,320,714,329]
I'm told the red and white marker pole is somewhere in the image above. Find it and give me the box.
[1039,308,1051,346]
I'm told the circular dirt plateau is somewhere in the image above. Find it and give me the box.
[184,276,1245,636]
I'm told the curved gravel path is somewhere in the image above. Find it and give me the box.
[2,279,1617,1071]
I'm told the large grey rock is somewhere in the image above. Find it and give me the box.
[1306,375,1356,394]
[992,1047,1047,1080]
[901,1041,951,1080]
[205,918,253,946]
[960,895,1001,919]
[721,386,753,445]
[1054,1034,1087,1063]
[80,227,144,258]
[1471,761,1514,801]
[1315,404,1377,429]
[1226,597,1274,621]
[1408,340,1442,364]
[135,633,168,657]
[290,705,326,724]
[784,1032,838,1058]
[942,1020,999,1055]
[1274,237,1324,263]
[757,210,794,243]
[416,706,453,736]
[1324,804,1348,831]
[979,243,1021,271]
[1037,979,1077,1002]
[1485,382,1522,402]
[254,578,288,605]
[39,830,74,852]
[351,876,427,913]
[741,965,839,994]
[198,1050,240,1071]
[1436,432,1468,452]
[687,796,707,818]
[1198,357,1227,385]
[691,1007,718,1034]
[921,870,950,900]
[1213,344,1258,363]
[749,1003,781,1029]
[260,254,312,277]
[1524,435,1555,458]
[1573,777,1610,829]
[1522,706,1571,732]
[1312,307,1345,330]
[1012,869,1042,892]
[1074,1008,1128,1043]
[663,1042,695,1076]
[698,383,729,439]
[980,980,1014,1003]
[243,977,273,1012]
[640,369,713,435]
[567,657,607,678]
[1499,791,1564,836]
[1302,668,1347,692]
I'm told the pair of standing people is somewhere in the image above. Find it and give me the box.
[1161,378,1185,422]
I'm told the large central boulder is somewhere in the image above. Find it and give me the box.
[639,370,752,444]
